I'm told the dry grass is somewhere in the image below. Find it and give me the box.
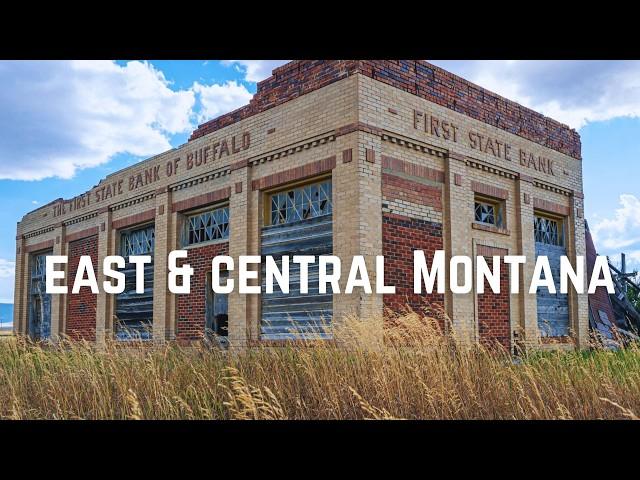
[0,311,639,420]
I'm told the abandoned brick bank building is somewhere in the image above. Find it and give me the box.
[13,60,590,350]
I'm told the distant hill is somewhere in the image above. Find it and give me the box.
[0,303,13,329]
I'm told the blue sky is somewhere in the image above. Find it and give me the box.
[0,60,638,304]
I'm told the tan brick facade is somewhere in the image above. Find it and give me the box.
[14,60,589,350]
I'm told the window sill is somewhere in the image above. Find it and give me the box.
[181,237,230,250]
[471,222,510,236]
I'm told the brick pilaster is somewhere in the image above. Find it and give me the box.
[13,235,26,335]
[152,189,172,341]
[50,224,66,341]
[95,209,112,346]
[228,165,251,348]
[569,192,589,348]
[443,152,475,342]
[515,176,539,347]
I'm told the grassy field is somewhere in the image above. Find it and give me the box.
[0,313,638,420]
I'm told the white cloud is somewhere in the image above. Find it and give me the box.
[0,60,196,181]
[221,60,289,82]
[0,259,14,278]
[192,81,253,123]
[430,60,640,129]
[591,194,640,269]
[0,259,15,304]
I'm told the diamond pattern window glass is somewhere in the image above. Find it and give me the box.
[185,206,229,246]
[474,198,503,228]
[270,179,332,226]
[121,225,155,256]
[534,215,563,246]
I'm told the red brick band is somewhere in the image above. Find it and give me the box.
[66,226,99,243]
[334,122,382,138]
[365,149,375,163]
[24,239,55,253]
[381,155,445,183]
[477,244,509,257]
[471,180,509,200]
[382,173,442,212]
[171,187,231,213]
[533,198,571,217]
[252,156,336,191]
[112,208,156,230]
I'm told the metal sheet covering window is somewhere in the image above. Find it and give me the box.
[534,213,569,337]
[115,224,155,340]
[261,178,333,340]
[28,251,52,341]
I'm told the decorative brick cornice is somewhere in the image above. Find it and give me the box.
[23,226,55,239]
[171,187,231,213]
[111,192,155,212]
[63,211,99,227]
[189,60,581,160]
[112,208,156,230]
[66,227,99,243]
[382,132,448,158]
[533,180,572,197]
[464,157,518,180]
[471,180,509,200]
[532,198,571,217]
[252,156,336,191]
[381,155,445,184]
[169,167,230,192]
[247,131,335,168]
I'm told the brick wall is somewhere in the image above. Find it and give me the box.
[382,215,444,321]
[189,60,581,160]
[66,235,98,341]
[176,241,229,342]
[382,173,443,223]
[477,255,511,351]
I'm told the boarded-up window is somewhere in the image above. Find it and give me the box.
[261,178,333,340]
[205,270,229,339]
[534,213,569,337]
[28,251,51,341]
[115,225,155,340]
